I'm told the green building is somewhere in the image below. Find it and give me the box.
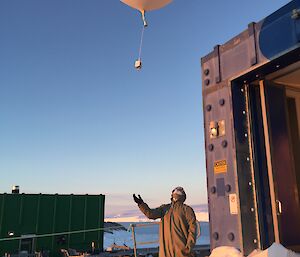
[0,193,105,257]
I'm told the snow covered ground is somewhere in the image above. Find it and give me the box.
[104,224,300,257]
[209,244,300,257]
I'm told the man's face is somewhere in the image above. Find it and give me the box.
[171,187,186,202]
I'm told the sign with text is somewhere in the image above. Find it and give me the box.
[214,159,227,173]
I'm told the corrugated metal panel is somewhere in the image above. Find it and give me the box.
[0,194,105,257]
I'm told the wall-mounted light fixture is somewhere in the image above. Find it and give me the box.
[210,120,225,139]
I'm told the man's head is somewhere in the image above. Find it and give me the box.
[171,186,186,203]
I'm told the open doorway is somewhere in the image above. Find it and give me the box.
[248,61,300,252]
[286,89,300,208]
[269,63,300,245]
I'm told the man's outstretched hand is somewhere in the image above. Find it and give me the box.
[133,194,144,204]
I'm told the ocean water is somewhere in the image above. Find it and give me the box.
[104,222,210,250]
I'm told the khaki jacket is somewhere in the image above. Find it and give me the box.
[138,201,197,257]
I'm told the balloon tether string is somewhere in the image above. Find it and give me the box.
[138,25,145,60]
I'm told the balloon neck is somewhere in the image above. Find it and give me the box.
[141,10,148,27]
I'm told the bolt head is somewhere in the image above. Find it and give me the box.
[228,233,235,241]
[221,140,228,148]
[219,99,225,106]
[225,184,231,192]
[213,232,219,240]
[206,105,212,112]
[204,79,210,86]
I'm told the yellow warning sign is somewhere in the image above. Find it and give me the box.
[214,160,227,173]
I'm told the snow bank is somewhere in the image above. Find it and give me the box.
[248,243,300,257]
[209,243,300,257]
[210,246,242,257]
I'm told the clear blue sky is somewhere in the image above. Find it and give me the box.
[0,0,288,217]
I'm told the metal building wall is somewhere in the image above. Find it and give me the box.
[201,0,300,255]
[0,194,105,257]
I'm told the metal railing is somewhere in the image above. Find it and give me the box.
[129,220,201,257]
[129,222,160,257]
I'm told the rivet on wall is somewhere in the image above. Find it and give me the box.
[206,105,212,112]
[221,140,228,148]
[219,98,225,106]
[225,184,231,192]
[213,232,219,240]
[228,233,235,241]
[204,79,210,86]
[208,144,214,151]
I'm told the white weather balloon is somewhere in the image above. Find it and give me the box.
[121,0,173,70]
[121,0,172,12]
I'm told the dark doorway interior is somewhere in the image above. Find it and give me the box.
[248,77,300,251]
